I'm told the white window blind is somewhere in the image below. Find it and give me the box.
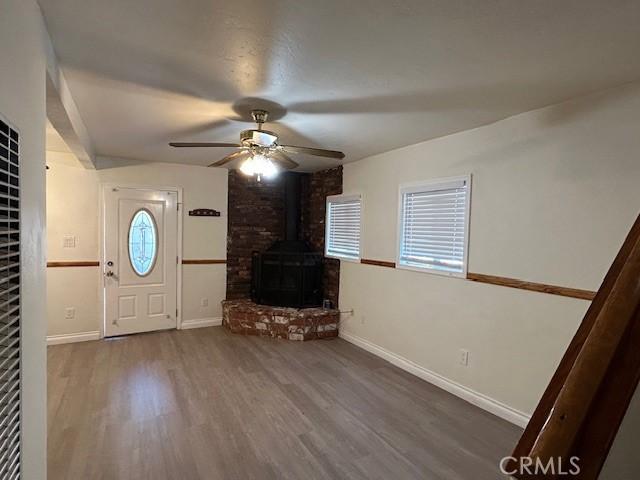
[398,177,470,275]
[325,194,361,260]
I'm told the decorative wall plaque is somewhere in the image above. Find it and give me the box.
[188,208,220,217]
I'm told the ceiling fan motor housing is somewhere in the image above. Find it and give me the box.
[240,129,278,148]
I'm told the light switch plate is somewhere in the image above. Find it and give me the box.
[63,235,76,248]
[460,349,470,366]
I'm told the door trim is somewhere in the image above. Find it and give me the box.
[99,183,184,338]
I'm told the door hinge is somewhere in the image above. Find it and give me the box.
[176,256,179,264]
[176,308,179,317]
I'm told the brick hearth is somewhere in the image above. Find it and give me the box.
[222,299,339,341]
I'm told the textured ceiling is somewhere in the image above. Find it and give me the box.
[38,0,640,171]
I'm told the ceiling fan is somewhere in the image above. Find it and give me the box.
[169,109,345,180]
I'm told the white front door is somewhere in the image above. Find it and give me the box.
[103,186,178,337]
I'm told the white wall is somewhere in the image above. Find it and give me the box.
[600,384,640,479]
[339,81,640,423]
[45,153,228,337]
[0,0,49,476]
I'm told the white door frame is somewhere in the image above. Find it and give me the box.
[99,183,184,338]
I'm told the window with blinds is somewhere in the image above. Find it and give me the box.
[398,176,470,276]
[325,194,361,260]
[0,117,20,478]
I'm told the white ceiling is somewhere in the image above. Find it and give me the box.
[38,0,640,171]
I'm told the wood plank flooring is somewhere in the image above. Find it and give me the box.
[47,327,521,479]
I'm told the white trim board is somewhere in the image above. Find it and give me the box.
[339,330,531,428]
[180,317,222,330]
[47,331,101,346]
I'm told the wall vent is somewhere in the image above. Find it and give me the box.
[0,116,21,478]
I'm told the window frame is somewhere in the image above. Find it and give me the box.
[396,175,471,278]
[325,193,362,262]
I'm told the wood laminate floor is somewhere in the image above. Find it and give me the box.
[48,326,521,479]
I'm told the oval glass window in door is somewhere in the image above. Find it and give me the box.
[128,209,158,276]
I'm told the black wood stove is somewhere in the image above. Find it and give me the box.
[251,173,323,308]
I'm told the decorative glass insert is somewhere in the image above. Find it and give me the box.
[128,209,157,276]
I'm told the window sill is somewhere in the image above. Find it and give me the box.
[395,261,467,279]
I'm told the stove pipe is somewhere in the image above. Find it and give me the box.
[284,172,302,242]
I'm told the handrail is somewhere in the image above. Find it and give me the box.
[531,233,640,458]
[511,212,640,479]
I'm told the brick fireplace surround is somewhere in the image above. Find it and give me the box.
[222,299,339,341]
[226,166,343,307]
[224,166,343,341]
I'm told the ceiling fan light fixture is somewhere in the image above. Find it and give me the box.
[239,154,278,180]
[239,157,255,176]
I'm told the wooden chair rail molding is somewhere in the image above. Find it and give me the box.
[466,273,596,301]
[47,261,100,268]
[360,258,397,268]
[358,258,596,301]
[511,212,640,480]
[182,259,227,265]
[47,260,228,267]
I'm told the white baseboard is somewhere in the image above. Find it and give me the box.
[339,330,531,428]
[180,317,223,330]
[47,331,101,346]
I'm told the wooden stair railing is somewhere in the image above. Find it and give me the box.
[511,213,640,479]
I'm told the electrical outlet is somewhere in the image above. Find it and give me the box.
[65,307,75,319]
[460,349,469,366]
[360,315,365,325]
[200,298,208,307]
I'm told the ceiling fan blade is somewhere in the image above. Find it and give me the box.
[208,150,250,167]
[279,144,345,159]
[169,118,231,138]
[270,151,299,170]
[169,142,240,148]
